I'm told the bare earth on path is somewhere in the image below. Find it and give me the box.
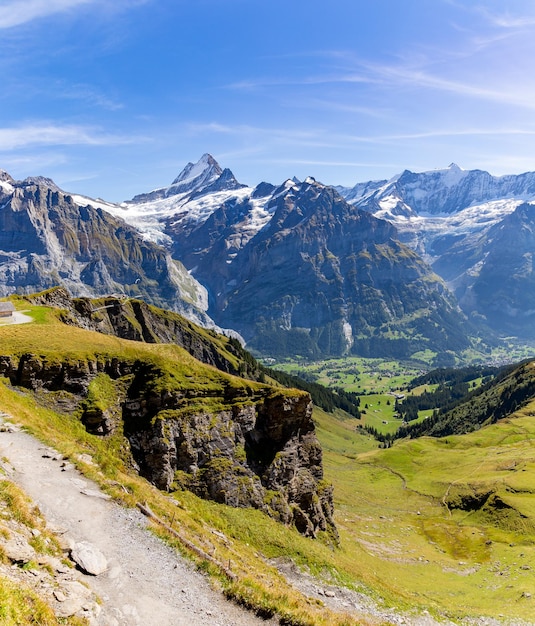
[0,418,507,626]
[0,422,276,626]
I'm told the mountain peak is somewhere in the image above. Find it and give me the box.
[0,170,15,194]
[128,153,243,204]
[171,153,222,188]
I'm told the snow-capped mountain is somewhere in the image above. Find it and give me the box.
[337,164,535,337]
[336,164,535,252]
[6,153,535,353]
[0,170,210,323]
[111,156,535,345]
[337,163,535,216]
[78,157,469,359]
[91,153,247,246]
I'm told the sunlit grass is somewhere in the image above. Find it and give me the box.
[3,302,535,622]
[0,576,86,626]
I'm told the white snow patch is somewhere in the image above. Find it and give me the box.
[0,180,14,194]
[342,321,353,348]
[71,194,123,213]
[378,196,401,211]
[95,186,257,245]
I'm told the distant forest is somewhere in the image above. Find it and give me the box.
[268,368,361,418]
[396,361,534,439]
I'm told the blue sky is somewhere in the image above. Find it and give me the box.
[1,0,535,200]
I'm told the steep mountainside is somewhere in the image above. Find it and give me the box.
[436,203,535,335]
[337,163,535,217]
[400,359,535,438]
[337,165,535,339]
[0,171,209,324]
[157,173,470,359]
[25,286,258,379]
[0,297,335,539]
[9,155,535,354]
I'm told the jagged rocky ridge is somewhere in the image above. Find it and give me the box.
[3,291,336,539]
[129,153,245,204]
[162,175,470,359]
[337,163,535,216]
[9,155,535,351]
[0,170,210,325]
[94,157,472,359]
[337,164,535,339]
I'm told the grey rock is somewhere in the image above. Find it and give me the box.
[71,541,108,575]
[4,538,35,564]
[0,174,211,324]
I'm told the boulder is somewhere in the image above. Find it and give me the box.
[70,541,108,575]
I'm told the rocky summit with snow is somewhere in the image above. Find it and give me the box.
[2,155,535,354]
[80,157,472,359]
[0,170,211,325]
[336,163,535,339]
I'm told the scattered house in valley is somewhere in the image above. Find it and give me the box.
[0,302,15,318]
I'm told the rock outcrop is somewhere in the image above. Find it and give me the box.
[0,173,210,324]
[124,384,334,538]
[0,351,336,539]
[26,287,251,378]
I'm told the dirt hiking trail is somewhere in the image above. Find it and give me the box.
[0,420,275,626]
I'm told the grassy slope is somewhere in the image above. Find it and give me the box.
[316,399,535,622]
[0,304,366,626]
[4,303,535,623]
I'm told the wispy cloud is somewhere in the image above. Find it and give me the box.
[0,0,150,29]
[0,0,95,29]
[281,97,390,119]
[185,120,535,159]
[228,62,535,111]
[478,7,535,30]
[0,123,144,150]
[57,83,124,111]
[260,158,397,169]
[228,71,376,91]
[186,122,321,142]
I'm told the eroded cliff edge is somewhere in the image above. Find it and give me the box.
[0,351,336,540]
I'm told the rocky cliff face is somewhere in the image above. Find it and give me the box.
[124,382,334,538]
[170,177,470,358]
[338,165,535,340]
[455,203,535,336]
[26,287,252,378]
[0,350,335,539]
[0,173,210,324]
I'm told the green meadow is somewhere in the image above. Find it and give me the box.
[275,356,422,395]
[2,301,535,623]
[315,400,535,622]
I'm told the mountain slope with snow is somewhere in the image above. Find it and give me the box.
[0,172,211,323]
[338,164,535,338]
[7,155,535,351]
[96,158,470,359]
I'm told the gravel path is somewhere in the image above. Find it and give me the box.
[0,423,275,626]
[1,418,515,626]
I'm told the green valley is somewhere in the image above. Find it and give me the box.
[2,294,535,623]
